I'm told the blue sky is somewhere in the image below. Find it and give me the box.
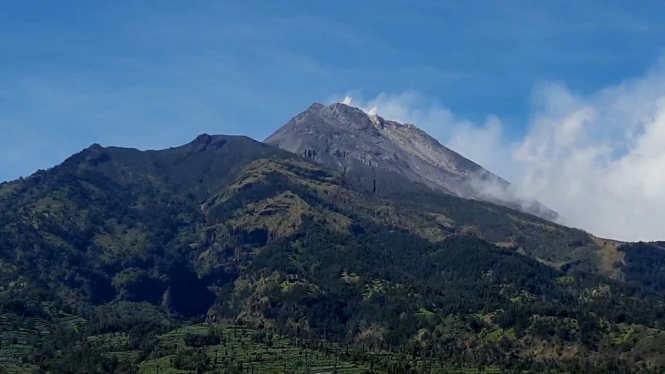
[1,0,664,183]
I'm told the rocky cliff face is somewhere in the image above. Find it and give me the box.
[265,102,557,221]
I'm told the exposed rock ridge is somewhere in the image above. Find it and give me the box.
[265,102,557,221]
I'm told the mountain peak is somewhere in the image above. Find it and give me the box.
[193,133,213,145]
[266,102,558,221]
[89,142,104,149]
[308,102,325,111]
[321,101,368,117]
[317,102,386,134]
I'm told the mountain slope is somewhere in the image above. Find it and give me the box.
[1,134,664,372]
[265,102,557,221]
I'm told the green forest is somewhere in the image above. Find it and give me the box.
[1,135,665,373]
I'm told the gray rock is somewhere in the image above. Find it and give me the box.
[265,102,558,221]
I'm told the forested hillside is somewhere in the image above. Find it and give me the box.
[1,134,664,373]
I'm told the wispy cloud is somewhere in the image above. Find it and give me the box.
[334,60,665,241]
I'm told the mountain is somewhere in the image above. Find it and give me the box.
[1,133,665,373]
[265,102,558,221]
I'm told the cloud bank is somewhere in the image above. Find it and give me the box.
[332,63,665,242]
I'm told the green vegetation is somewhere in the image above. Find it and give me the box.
[618,242,665,294]
[1,317,504,374]
[393,190,595,265]
[0,134,664,373]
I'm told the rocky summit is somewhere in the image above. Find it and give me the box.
[265,102,558,220]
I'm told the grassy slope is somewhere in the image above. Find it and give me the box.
[2,135,664,372]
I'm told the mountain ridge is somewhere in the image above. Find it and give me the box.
[1,124,665,371]
[265,101,558,221]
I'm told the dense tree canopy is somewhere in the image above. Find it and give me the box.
[0,135,664,373]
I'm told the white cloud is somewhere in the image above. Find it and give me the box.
[333,63,665,241]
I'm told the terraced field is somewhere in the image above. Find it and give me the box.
[0,315,497,373]
[141,324,369,374]
[0,314,47,373]
[137,324,498,374]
